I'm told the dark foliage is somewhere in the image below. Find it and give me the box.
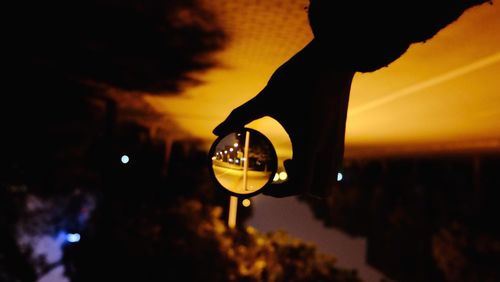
[301,155,500,282]
[10,0,226,93]
[2,1,227,280]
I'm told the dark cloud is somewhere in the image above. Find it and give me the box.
[2,0,227,190]
[5,0,227,132]
[13,0,226,93]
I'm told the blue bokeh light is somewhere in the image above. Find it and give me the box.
[66,233,81,243]
[121,155,130,164]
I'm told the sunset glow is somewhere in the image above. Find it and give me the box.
[146,0,500,158]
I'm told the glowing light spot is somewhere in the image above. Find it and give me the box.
[337,172,343,182]
[211,156,216,160]
[279,171,288,181]
[234,143,239,147]
[224,150,228,154]
[242,199,251,207]
[230,148,234,152]
[235,159,240,164]
[121,155,129,164]
[66,233,81,243]
[228,158,233,162]
[273,173,279,182]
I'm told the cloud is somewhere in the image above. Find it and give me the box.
[2,0,227,185]
[15,0,227,94]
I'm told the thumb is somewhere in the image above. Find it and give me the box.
[262,159,302,198]
[213,92,268,136]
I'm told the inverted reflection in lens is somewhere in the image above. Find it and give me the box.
[210,128,277,196]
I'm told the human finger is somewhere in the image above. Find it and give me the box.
[212,92,269,136]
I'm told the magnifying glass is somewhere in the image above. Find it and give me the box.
[208,128,278,197]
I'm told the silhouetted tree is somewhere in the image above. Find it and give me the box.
[64,195,362,282]
[433,218,500,281]
[2,0,227,280]
[300,156,500,282]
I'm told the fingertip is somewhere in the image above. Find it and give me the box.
[212,122,228,136]
[218,95,267,134]
[212,122,225,135]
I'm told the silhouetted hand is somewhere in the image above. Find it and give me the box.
[213,39,355,198]
[213,0,490,198]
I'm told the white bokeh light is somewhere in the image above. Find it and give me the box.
[337,172,343,182]
[121,155,130,164]
[279,171,288,181]
[242,199,251,207]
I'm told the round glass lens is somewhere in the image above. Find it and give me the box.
[209,128,277,195]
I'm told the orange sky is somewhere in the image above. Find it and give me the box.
[146,0,500,160]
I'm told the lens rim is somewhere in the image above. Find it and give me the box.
[208,127,278,198]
